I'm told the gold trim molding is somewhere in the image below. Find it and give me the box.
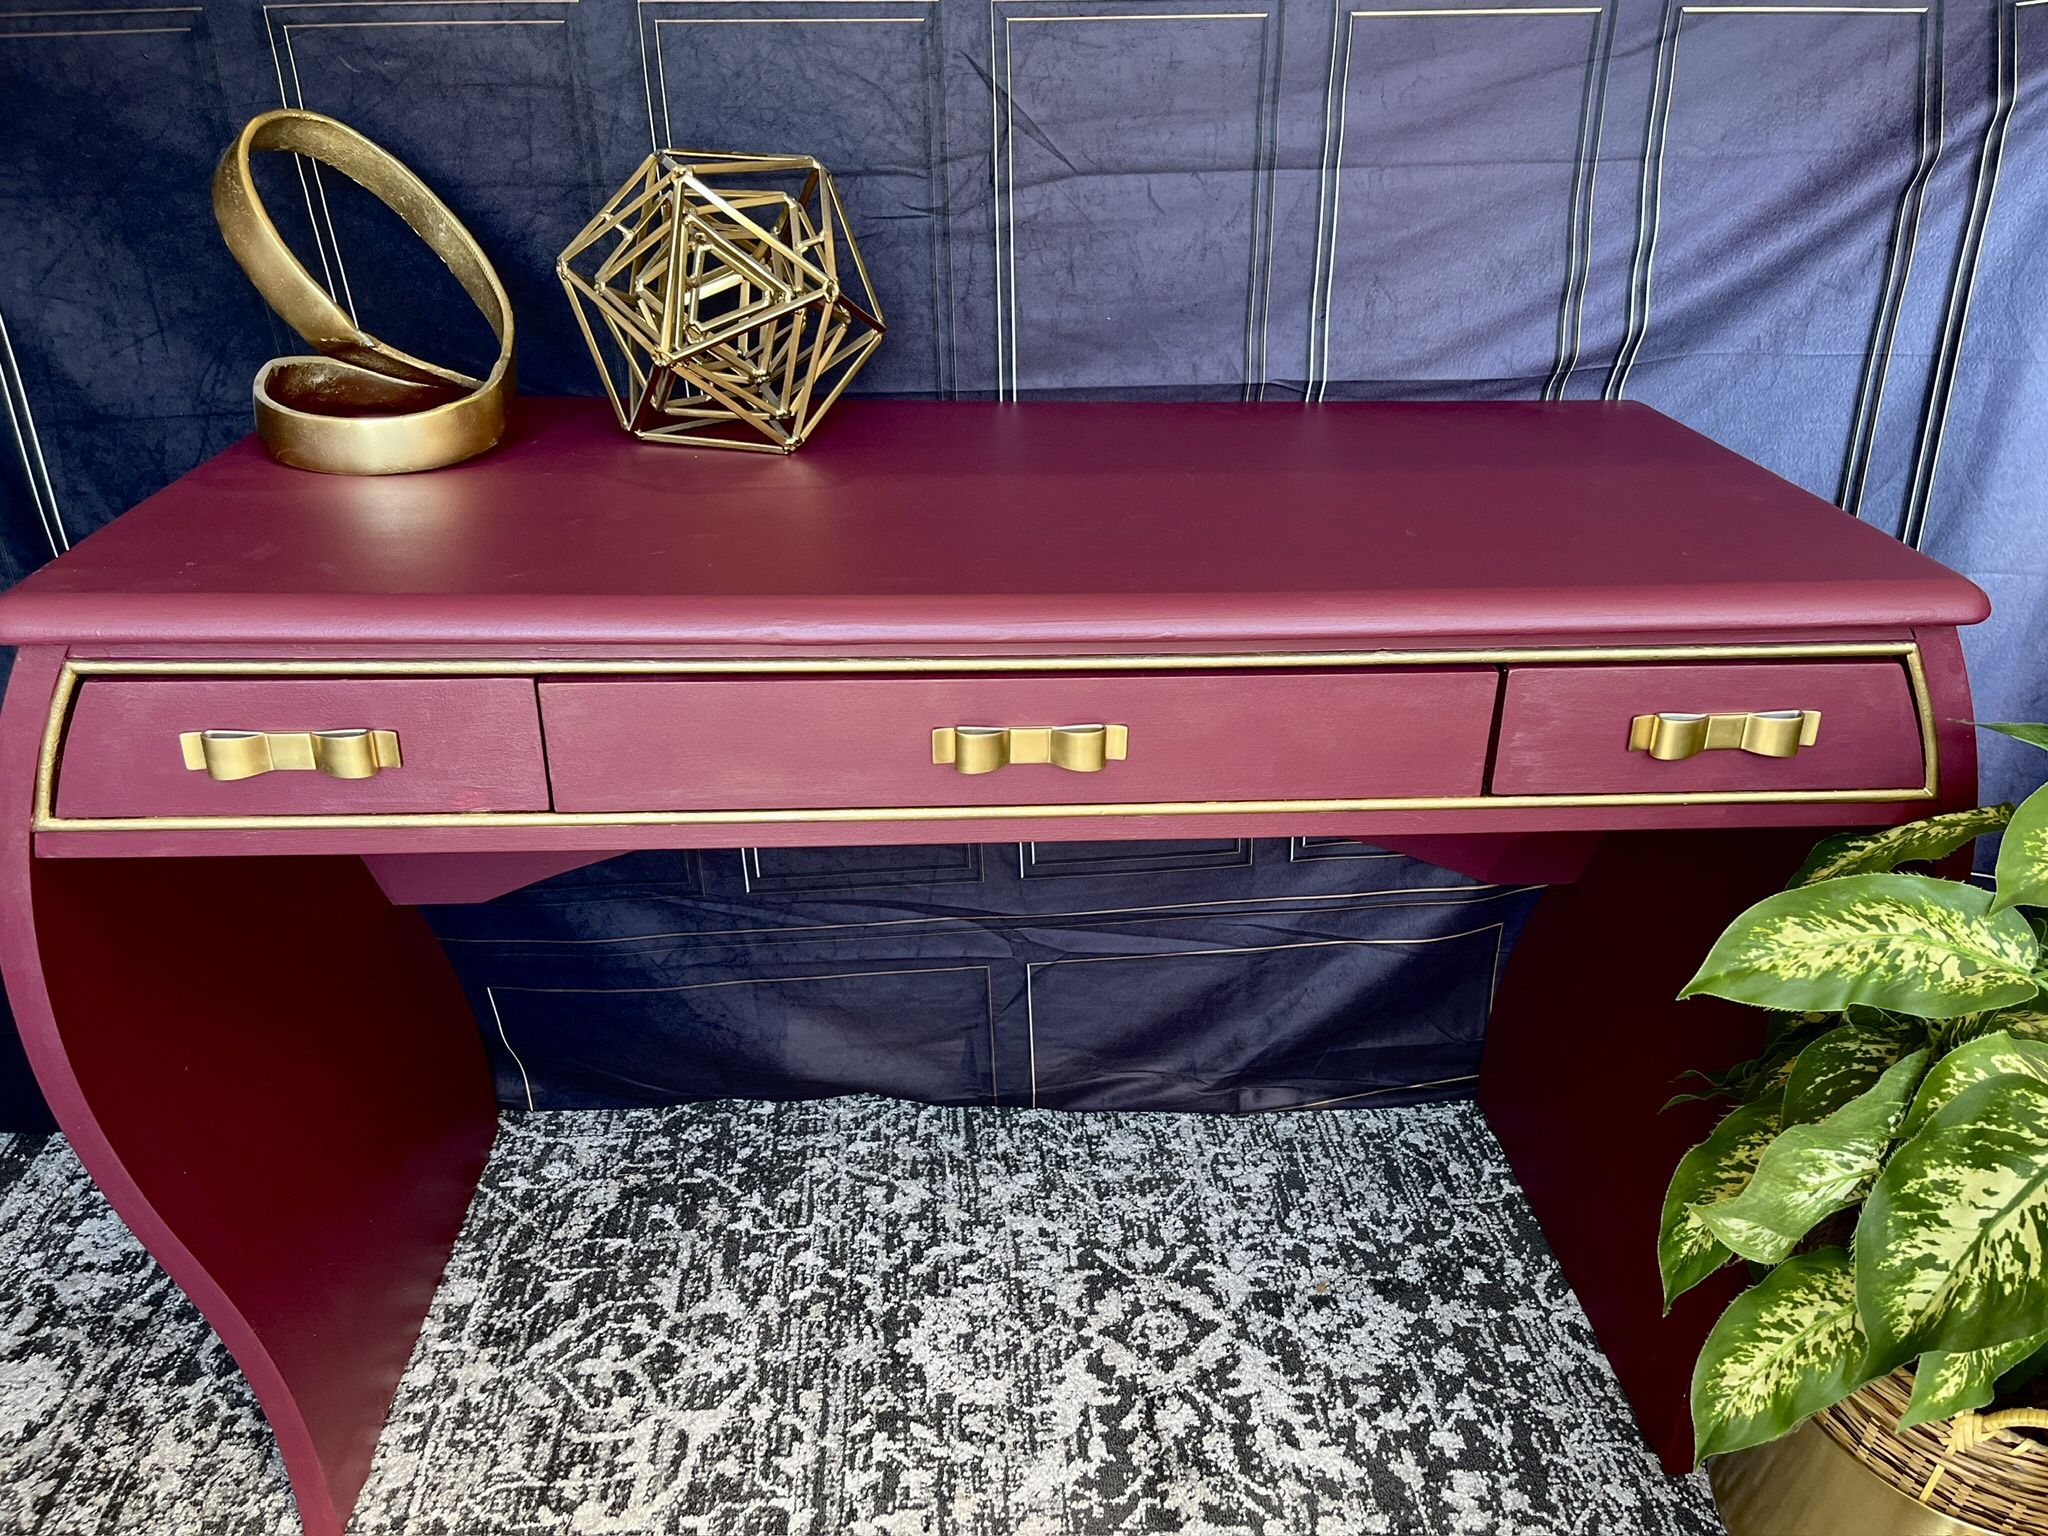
[31,642,1941,834]
[55,640,1923,675]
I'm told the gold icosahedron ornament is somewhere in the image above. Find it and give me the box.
[557,151,884,453]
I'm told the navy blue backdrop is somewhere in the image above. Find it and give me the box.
[0,0,2042,1125]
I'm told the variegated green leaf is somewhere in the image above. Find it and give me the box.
[1781,1017,1920,1126]
[1680,874,2042,1019]
[1694,1050,1928,1264]
[1992,783,2048,914]
[1946,1004,2048,1049]
[1981,722,2048,752]
[1900,1330,2048,1429]
[1660,1092,1783,1309]
[1996,1005,2048,1040]
[1997,1334,2048,1394]
[1789,805,2014,889]
[1857,1075,2048,1371]
[1903,1030,2048,1140]
[1691,1247,1874,1462]
[1747,1013,1846,1103]
[1664,1014,1838,1110]
[1744,1023,1834,1104]
[1770,1010,1838,1044]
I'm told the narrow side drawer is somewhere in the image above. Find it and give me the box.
[54,677,549,819]
[1491,661,1926,797]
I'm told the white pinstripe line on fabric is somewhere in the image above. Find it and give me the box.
[0,5,200,13]
[266,2,576,321]
[989,1,1276,400]
[1274,1073,1478,1111]
[1023,921,1510,1108]
[0,311,66,556]
[487,964,1000,1109]
[1607,0,1934,469]
[1312,4,1607,400]
[438,882,1535,947]
[1903,0,2035,545]
[487,990,538,1111]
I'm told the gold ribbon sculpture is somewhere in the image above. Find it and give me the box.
[212,110,514,475]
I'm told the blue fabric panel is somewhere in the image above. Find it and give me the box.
[1916,2,2048,821]
[427,841,1539,1113]
[0,0,2043,1126]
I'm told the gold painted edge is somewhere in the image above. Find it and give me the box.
[32,642,1941,833]
[35,660,74,831]
[35,786,1941,836]
[1903,643,1940,800]
[60,641,1920,676]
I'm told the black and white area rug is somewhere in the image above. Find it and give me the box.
[0,1100,1722,1535]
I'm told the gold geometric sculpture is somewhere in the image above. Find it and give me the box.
[557,151,884,453]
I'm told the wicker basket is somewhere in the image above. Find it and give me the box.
[1711,1372,2048,1536]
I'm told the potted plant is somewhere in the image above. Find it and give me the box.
[1663,721,2048,1536]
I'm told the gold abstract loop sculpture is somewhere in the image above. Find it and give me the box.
[212,109,515,475]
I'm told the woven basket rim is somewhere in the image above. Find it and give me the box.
[1812,1371,2048,1536]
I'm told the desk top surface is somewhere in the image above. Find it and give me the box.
[0,397,1987,650]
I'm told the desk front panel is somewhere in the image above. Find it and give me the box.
[30,641,1950,846]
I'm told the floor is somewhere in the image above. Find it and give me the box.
[0,1099,1723,1536]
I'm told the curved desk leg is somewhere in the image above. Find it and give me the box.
[1481,828,1799,1473]
[1486,634,1980,1474]
[0,651,498,1536]
[1481,818,1994,1472]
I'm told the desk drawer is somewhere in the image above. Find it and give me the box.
[54,678,550,818]
[1491,661,1925,796]
[539,669,1499,812]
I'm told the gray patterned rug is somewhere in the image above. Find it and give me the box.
[0,1100,1721,1536]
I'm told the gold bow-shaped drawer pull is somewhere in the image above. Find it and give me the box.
[932,724,1130,775]
[1628,710,1821,762]
[179,728,403,782]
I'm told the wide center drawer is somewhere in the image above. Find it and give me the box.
[539,669,1501,812]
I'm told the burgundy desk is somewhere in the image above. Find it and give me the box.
[0,399,1988,1535]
